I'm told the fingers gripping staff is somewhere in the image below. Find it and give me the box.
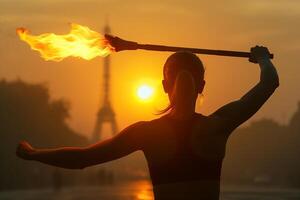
[249,45,272,63]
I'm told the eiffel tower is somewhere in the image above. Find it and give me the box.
[91,23,118,143]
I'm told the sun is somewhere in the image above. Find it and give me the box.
[137,85,154,100]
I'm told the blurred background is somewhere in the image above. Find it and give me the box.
[1,0,300,199]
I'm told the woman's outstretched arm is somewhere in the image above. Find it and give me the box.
[16,122,145,169]
[211,46,279,129]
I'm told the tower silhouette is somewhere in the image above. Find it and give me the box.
[91,23,118,142]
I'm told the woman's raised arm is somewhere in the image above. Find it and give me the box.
[211,46,279,130]
[16,121,145,169]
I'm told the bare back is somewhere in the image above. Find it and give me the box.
[131,113,232,200]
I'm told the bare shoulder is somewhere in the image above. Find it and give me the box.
[121,121,149,135]
[121,116,168,137]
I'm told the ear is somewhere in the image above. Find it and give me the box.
[198,80,205,94]
[162,80,169,93]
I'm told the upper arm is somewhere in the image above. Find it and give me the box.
[211,82,278,130]
[81,121,146,167]
[212,48,279,132]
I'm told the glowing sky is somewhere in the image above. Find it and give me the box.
[0,0,299,137]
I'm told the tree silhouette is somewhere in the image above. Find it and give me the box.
[0,79,88,189]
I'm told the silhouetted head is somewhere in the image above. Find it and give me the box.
[161,51,205,115]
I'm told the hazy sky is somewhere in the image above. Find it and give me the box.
[1,0,299,138]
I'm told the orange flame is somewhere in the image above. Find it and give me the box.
[16,23,114,61]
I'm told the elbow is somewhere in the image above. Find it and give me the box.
[272,71,280,89]
[78,163,88,170]
[76,166,86,170]
[270,77,279,90]
[75,149,95,170]
[70,152,90,170]
[64,166,85,170]
[269,80,279,92]
[75,158,90,170]
[263,75,280,91]
[67,163,87,170]
[275,80,280,89]
[59,162,87,170]
[273,75,280,89]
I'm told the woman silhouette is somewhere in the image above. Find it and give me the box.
[17,46,279,200]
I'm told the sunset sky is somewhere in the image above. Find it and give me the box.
[1,0,299,138]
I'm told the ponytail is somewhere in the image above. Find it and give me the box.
[158,70,197,114]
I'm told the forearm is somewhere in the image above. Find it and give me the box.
[30,147,87,169]
[241,58,279,103]
[258,58,279,88]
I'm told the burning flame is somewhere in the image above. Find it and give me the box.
[16,23,114,61]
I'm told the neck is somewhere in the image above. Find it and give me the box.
[169,102,196,120]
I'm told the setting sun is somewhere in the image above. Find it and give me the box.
[137,85,154,100]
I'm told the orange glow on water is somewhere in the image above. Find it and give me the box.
[16,23,114,61]
[134,180,154,200]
